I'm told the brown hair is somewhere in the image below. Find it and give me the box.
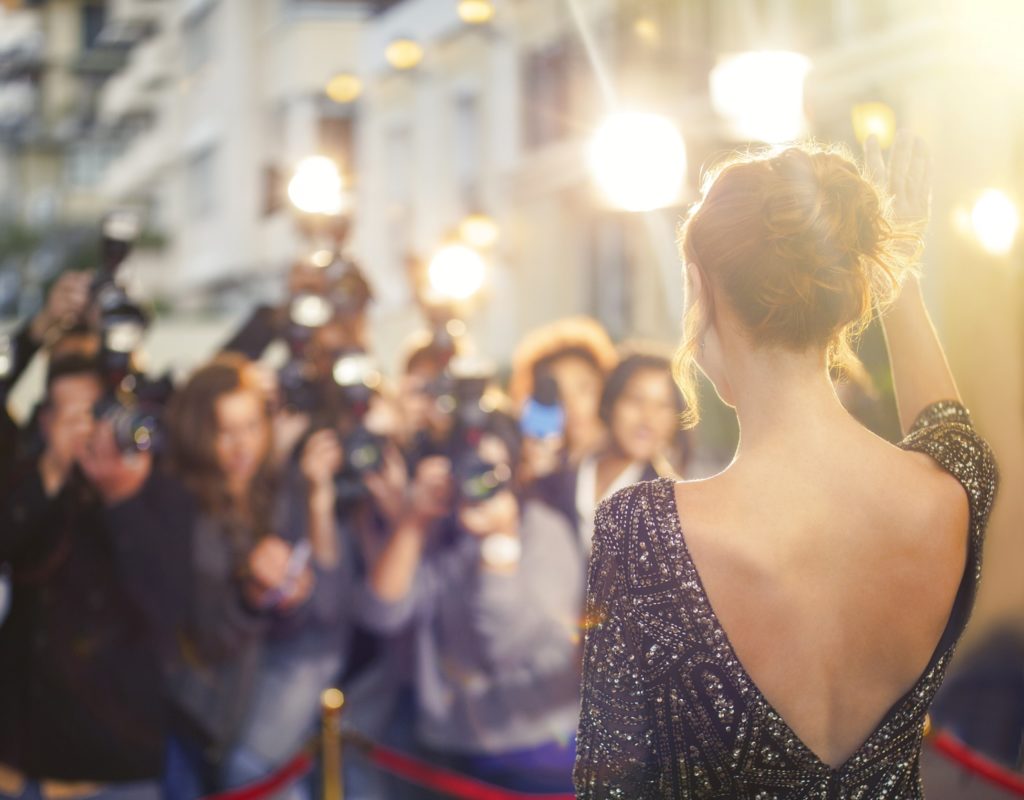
[508,316,619,408]
[673,143,919,428]
[165,353,275,539]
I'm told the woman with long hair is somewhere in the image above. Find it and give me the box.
[84,354,343,799]
[574,134,998,798]
[533,346,687,555]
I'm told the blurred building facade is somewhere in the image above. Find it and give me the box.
[4,0,1023,644]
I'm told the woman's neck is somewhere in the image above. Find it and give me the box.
[727,349,856,461]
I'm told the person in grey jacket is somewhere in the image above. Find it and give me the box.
[357,414,584,794]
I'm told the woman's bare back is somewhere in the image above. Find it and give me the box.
[674,428,970,767]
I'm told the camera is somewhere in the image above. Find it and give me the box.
[330,350,387,507]
[89,211,170,455]
[278,254,374,414]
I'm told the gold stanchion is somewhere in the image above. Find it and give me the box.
[321,688,345,800]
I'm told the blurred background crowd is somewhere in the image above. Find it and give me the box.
[0,0,1023,798]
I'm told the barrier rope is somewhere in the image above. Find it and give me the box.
[201,752,314,800]
[200,706,1024,800]
[928,730,1024,796]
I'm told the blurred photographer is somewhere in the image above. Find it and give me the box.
[357,411,584,794]
[532,347,687,555]
[82,354,346,799]
[0,353,163,798]
[0,272,94,478]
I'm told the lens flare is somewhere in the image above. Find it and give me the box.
[971,189,1019,256]
[710,51,812,143]
[287,156,345,216]
[428,244,487,302]
[588,112,687,212]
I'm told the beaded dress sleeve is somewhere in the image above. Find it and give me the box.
[574,498,663,799]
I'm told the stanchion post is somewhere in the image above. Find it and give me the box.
[322,688,345,800]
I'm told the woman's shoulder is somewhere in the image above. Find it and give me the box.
[593,479,677,565]
[896,400,998,521]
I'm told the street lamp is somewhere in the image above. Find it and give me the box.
[710,51,812,143]
[587,112,687,212]
[287,156,347,216]
[386,38,424,71]
[851,101,896,148]
[325,73,362,104]
[427,244,487,303]
[458,0,495,24]
[971,189,1019,256]
[458,213,500,249]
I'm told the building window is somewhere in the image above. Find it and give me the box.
[81,4,106,49]
[318,114,354,168]
[453,92,481,206]
[522,39,572,150]
[186,146,217,220]
[183,3,217,73]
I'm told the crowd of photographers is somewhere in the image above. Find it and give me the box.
[0,241,690,800]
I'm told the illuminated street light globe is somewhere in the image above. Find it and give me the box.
[325,73,362,104]
[971,189,1019,256]
[458,0,495,24]
[287,156,345,216]
[386,38,424,71]
[851,101,895,148]
[710,51,812,143]
[588,112,687,212]
[458,213,500,249]
[428,244,487,302]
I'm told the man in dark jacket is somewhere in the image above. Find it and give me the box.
[0,354,163,794]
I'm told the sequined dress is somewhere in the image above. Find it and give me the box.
[573,400,998,799]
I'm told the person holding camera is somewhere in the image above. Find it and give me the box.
[0,353,164,799]
[82,354,346,799]
[357,412,584,794]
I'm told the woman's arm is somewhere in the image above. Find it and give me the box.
[867,133,962,435]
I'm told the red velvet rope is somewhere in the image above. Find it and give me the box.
[201,752,314,800]
[362,742,574,800]
[929,732,1024,796]
[197,728,1024,800]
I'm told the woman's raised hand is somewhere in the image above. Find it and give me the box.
[864,131,930,226]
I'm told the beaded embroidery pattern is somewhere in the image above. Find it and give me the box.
[574,400,998,799]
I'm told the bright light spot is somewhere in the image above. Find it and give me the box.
[287,156,345,216]
[710,51,812,143]
[290,294,333,328]
[446,318,467,338]
[851,101,895,148]
[103,210,141,242]
[633,17,660,44]
[428,245,487,302]
[325,73,362,104]
[333,354,379,387]
[458,0,495,24]
[105,321,145,354]
[386,38,423,71]
[971,189,1019,255]
[588,112,687,212]
[458,213,500,249]
[310,249,334,268]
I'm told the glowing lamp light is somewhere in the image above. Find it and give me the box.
[458,213,500,249]
[971,189,1019,255]
[710,51,812,143]
[633,17,660,44]
[105,321,145,354]
[588,112,687,212]
[325,73,362,104]
[851,101,896,148]
[458,0,495,24]
[428,244,487,302]
[310,249,335,268]
[287,156,345,216]
[386,38,424,71]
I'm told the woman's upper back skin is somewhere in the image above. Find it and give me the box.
[672,421,970,769]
